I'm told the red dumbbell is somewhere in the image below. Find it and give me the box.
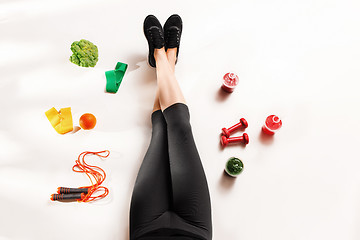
[221,133,249,147]
[222,118,248,138]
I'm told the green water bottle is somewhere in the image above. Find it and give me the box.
[225,157,244,177]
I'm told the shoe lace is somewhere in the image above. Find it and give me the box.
[148,27,164,48]
[166,27,180,47]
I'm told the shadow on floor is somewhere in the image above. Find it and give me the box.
[258,130,274,145]
[218,170,236,191]
[215,88,231,102]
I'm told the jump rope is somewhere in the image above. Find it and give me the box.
[50,150,110,202]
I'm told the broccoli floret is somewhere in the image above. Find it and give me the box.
[69,39,98,67]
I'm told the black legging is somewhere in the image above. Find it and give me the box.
[130,103,212,240]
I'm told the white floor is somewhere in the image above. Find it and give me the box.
[1,0,360,239]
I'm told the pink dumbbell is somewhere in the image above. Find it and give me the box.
[222,118,248,138]
[221,133,249,147]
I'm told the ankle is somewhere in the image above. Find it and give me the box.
[154,47,167,61]
[166,48,177,64]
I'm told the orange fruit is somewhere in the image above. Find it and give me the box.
[79,113,96,130]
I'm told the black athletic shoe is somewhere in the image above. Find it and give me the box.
[164,14,182,63]
[143,15,164,68]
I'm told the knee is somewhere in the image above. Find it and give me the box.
[168,119,192,135]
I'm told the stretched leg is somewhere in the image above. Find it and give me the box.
[155,48,212,239]
[129,99,171,237]
[129,47,176,235]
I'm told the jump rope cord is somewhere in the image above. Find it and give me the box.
[72,150,110,202]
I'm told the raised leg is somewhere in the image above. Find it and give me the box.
[154,47,212,239]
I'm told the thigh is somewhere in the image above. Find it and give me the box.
[163,103,212,239]
[130,111,172,236]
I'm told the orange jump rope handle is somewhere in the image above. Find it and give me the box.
[57,187,89,194]
[50,193,85,201]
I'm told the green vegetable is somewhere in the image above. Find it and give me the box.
[225,157,243,176]
[69,39,98,67]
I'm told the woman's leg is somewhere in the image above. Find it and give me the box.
[129,97,171,237]
[130,46,177,237]
[154,48,185,110]
[166,48,177,72]
[154,48,212,239]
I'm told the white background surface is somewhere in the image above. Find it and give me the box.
[1,0,360,239]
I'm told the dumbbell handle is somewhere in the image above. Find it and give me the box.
[221,133,249,146]
[222,118,248,138]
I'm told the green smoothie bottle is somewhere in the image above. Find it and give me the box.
[225,157,244,177]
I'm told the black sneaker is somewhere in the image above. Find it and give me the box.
[164,14,183,63]
[143,15,164,68]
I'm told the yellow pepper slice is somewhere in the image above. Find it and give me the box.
[45,107,73,134]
